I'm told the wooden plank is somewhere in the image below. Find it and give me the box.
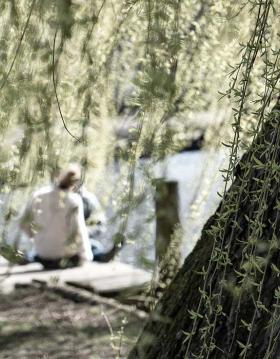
[0,262,43,275]
[0,261,152,294]
[69,272,151,293]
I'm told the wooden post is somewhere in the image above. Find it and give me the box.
[147,179,181,305]
[155,180,180,262]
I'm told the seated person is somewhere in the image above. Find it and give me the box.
[15,164,93,269]
[77,186,107,261]
[77,186,105,223]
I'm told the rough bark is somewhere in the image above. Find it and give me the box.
[129,105,280,358]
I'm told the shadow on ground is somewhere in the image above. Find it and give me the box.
[0,287,143,358]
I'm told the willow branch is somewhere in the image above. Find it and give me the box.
[52,29,80,142]
[0,0,36,91]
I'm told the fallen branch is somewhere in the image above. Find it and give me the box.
[20,280,148,320]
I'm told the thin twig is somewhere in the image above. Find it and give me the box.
[52,29,81,142]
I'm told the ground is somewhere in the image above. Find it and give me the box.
[0,287,142,358]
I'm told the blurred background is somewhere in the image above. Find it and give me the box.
[0,0,273,270]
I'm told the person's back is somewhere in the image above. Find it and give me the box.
[17,165,93,268]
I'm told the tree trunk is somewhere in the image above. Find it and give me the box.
[129,104,280,358]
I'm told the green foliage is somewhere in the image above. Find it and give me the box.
[0,1,279,355]
[182,1,280,358]
[0,0,236,190]
[0,244,24,263]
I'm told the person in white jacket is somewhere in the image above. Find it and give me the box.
[16,164,93,269]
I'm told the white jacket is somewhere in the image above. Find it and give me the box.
[19,185,93,261]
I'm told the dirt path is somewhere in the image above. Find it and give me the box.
[0,287,143,358]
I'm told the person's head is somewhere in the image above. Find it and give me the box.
[57,164,82,191]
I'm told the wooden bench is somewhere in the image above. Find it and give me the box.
[0,259,152,294]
